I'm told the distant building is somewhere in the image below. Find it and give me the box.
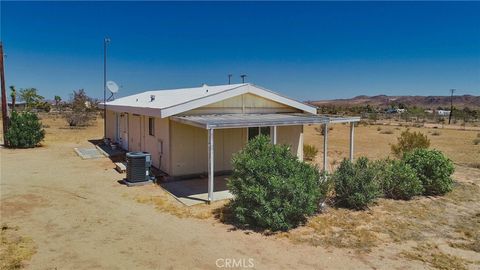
[437,110,451,116]
[386,108,406,114]
[7,101,27,111]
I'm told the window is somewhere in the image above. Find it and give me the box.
[260,127,270,136]
[148,117,155,136]
[248,126,271,141]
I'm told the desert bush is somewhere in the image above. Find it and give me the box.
[431,131,441,136]
[315,125,333,136]
[474,138,480,145]
[332,157,381,210]
[467,162,480,169]
[303,144,318,161]
[5,111,45,148]
[403,149,455,196]
[391,129,430,157]
[63,89,98,126]
[380,129,394,134]
[378,159,423,200]
[227,135,324,231]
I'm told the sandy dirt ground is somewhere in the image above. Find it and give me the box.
[1,115,479,269]
[303,122,480,171]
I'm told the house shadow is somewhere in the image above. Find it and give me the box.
[159,176,233,206]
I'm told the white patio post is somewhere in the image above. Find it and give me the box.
[208,128,214,203]
[272,126,277,145]
[323,123,328,172]
[349,122,355,161]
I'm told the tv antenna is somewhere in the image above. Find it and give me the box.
[106,80,119,101]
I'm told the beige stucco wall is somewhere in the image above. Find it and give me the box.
[169,122,303,176]
[105,110,171,173]
[143,117,170,172]
[105,110,117,141]
[169,122,248,176]
[277,125,304,161]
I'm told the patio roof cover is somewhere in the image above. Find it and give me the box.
[170,113,360,203]
[171,113,360,129]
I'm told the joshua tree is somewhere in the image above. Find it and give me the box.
[9,85,16,112]
[54,95,62,109]
[19,88,44,110]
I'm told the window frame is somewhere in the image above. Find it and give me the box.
[247,126,272,141]
[148,117,155,136]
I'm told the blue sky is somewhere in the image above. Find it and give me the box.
[1,1,479,101]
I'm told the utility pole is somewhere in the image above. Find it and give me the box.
[448,88,455,125]
[103,37,110,141]
[228,74,232,85]
[240,74,247,83]
[0,43,8,146]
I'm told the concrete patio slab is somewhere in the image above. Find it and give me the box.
[160,176,233,206]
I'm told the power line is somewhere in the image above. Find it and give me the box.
[103,37,110,141]
[448,88,455,125]
[0,43,8,146]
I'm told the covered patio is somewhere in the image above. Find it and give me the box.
[160,176,232,206]
[171,113,360,203]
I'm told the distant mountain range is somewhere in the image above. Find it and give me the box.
[307,95,480,109]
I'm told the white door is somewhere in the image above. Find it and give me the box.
[129,115,141,152]
[120,114,129,150]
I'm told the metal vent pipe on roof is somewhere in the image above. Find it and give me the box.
[241,74,247,83]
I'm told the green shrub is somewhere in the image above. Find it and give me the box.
[379,159,423,200]
[391,129,430,157]
[332,157,381,210]
[5,111,45,148]
[403,149,455,196]
[303,144,318,161]
[227,135,324,231]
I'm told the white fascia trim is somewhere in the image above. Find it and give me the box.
[102,104,162,118]
[249,84,318,114]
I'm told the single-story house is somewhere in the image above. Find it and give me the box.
[7,101,27,111]
[100,83,359,201]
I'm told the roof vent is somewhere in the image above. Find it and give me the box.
[202,83,209,93]
[150,95,155,102]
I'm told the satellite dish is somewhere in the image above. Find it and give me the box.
[106,81,119,93]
